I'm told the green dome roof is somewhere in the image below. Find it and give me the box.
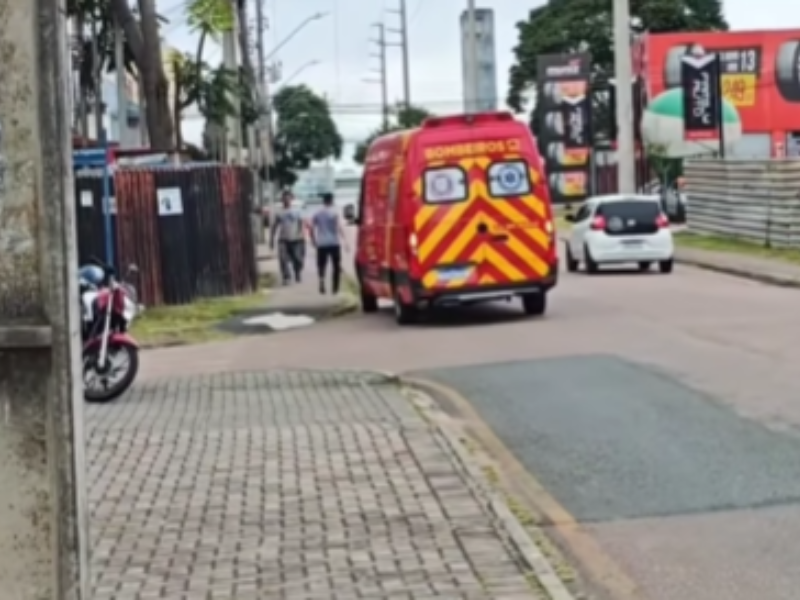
[647,88,739,123]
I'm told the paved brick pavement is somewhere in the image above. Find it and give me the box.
[86,370,537,599]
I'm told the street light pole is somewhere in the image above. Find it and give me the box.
[613,0,636,193]
[264,12,328,63]
[464,0,479,113]
[275,60,321,89]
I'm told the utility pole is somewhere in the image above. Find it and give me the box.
[464,1,479,113]
[613,0,636,193]
[90,15,103,140]
[222,1,243,163]
[368,23,390,129]
[387,0,411,109]
[114,15,129,147]
[0,1,88,599]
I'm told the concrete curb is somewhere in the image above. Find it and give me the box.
[400,376,576,600]
[674,255,800,288]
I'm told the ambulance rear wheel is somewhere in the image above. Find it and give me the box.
[392,286,417,325]
[359,283,379,313]
[522,292,547,316]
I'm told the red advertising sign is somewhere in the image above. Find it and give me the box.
[640,30,800,133]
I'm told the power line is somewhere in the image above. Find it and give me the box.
[180,99,475,120]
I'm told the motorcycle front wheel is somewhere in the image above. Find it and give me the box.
[83,341,139,403]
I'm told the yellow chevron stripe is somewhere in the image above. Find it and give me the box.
[482,245,526,282]
[417,200,470,261]
[479,272,496,285]
[503,234,549,276]
[517,194,547,218]
[473,157,491,169]
[472,205,548,277]
[414,204,439,231]
[437,212,485,265]
[490,200,550,250]
[413,178,423,198]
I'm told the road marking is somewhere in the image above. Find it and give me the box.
[404,376,646,600]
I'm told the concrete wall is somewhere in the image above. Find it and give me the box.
[684,158,800,247]
[0,0,87,597]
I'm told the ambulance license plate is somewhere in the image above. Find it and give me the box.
[437,267,471,282]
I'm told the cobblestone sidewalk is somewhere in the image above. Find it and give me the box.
[86,371,537,599]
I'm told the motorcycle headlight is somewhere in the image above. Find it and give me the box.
[122,297,137,322]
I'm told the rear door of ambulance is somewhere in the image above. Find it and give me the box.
[409,114,556,292]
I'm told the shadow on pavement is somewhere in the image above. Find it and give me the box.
[376,301,531,328]
[564,266,667,277]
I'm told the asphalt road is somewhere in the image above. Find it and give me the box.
[142,259,800,600]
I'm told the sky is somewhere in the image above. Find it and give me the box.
[163,0,787,167]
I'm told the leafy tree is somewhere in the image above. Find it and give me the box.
[268,85,343,188]
[506,0,728,135]
[353,104,433,165]
[646,143,682,186]
[168,51,251,151]
[66,0,175,148]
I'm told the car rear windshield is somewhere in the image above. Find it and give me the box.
[596,199,660,219]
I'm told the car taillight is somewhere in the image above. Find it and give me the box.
[409,232,418,255]
[656,214,669,228]
[590,216,606,230]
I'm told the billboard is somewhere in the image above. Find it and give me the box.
[642,30,800,133]
[680,53,722,141]
[536,53,591,204]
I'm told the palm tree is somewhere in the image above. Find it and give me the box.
[168,47,250,154]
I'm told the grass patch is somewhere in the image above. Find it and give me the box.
[675,232,800,265]
[133,292,269,347]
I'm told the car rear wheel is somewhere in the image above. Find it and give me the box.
[565,244,579,272]
[638,261,652,271]
[392,286,416,325]
[584,244,599,274]
[522,292,547,316]
[659,259,674,273]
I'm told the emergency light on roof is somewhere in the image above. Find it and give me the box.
[422,111,514,128]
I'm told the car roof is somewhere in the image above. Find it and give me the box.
[588,194,660,204]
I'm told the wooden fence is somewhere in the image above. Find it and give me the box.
[684,159,800,247]
[75,165,257,307]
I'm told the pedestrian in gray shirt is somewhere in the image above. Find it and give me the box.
[270,190,305,284]
[310,193,349,294]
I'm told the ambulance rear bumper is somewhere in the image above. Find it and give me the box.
[413,264,558,307]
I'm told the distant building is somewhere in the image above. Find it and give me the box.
[459,8,498,112]
[84,70,144,146]
[293,165,335,201]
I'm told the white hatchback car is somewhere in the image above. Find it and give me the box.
[563,194,674,273]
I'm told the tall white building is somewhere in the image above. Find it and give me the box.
[459,8,498,112]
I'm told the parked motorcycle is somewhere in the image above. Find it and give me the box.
[79,260,141,402]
